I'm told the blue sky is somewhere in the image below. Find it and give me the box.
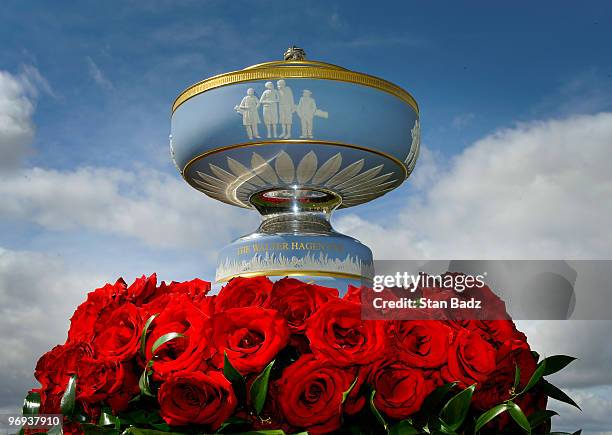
[1,1,612,433]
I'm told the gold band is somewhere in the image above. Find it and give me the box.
[182,139,410,182]
[172,62,419,114]
[216,269,368,283]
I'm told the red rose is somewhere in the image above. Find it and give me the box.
[91,302,143,361]
[238,382,296,434]
[212,306,289,374]
[126,274,157,305]
[35,342,93,395]
[370,360,434,420]
[155,278,211,303]
[214,276,273,311]
[306,299,385,367]
[442,328,497,387]
[34,342,93,417]
[265,278,338,333]
[276,355,355,434]
[76,357,124,403]
[420,273,510,321]
[67,279,126,343]
[473,344,536,410]
[158,370,236,429]
[469,320,518,345]
[145,295,214,380]
[105,362,140,414]
[387,320,453,368]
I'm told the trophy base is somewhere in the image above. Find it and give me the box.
[214,188,373,293]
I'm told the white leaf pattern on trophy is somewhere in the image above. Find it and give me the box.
[227,157,265,186]
[209,163,238,183]
[296,151,318,183]
[325,159,365,187]
[334,164,384,189]
[251,152,278,184]
[312,153,342,184]
[275,151,295,183]
[196,171,226,188]
[194,151,400,209]
[342,173,395,194]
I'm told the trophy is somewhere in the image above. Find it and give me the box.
[170,47,420,289]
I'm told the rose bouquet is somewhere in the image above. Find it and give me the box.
[24,274,580,434]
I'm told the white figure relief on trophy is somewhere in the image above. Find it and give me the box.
[297,90,328,139]
[405,119,420,164]
[277,80,295,139]
[260,81,280,138]
[234,81,328,140]
[234,88,261,140]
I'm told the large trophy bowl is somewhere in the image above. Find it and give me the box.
[170,47,420,289]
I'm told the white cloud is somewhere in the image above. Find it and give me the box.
[0,69,37,171]
[548,386,612,434]
[0,166,255,255]
[517,320,612,389]
[0,247,106,411]
[337,112,612,260]
[335,112,612,433]
[451,112,475,129]
[86,56,113,90]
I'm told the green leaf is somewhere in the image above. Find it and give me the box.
[389,420,420,435]
[520,359,546,395]
[48,425,66,435]
[341,376,359,404]
[215,416,249,433]
[513,363,522,389]
[149,423,171,432]
[140,314,158,357]
[224,351,247,402]
[250,360,275,415]
[528,409,558,429]
[99,408,120,429]
[542,355,577,377]
[433,418,458,435]
[369,390,388,431]
[421,382,457,415]
[60,374,77,416]
[139,361,155,397]
[223,351,244,383]
[440,384,475,431]
[474,403,511,432]
[151,332,184,356]
[22,391,41,415]
[121,428,184,435]
[543,380,581,410]
[507,400,531,433]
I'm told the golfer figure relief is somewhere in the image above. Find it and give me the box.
[297,89,327,138]
[277,80,295,139]
[259,81,280,138]
[234,81,328,140]
[234,88,261,140]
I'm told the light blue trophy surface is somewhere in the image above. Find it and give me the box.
[170,47,420,290]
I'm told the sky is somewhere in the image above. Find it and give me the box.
[1,1,612,433]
